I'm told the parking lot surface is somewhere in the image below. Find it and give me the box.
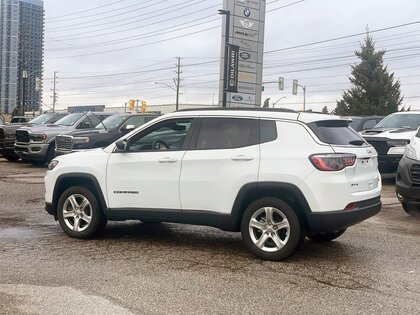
[0,159,419,315]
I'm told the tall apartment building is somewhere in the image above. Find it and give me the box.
[0,0,44,114]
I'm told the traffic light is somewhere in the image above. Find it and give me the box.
[292,80,299,96]
[141,100,147,113]
[128,99,135,111]
[279,77,284,91]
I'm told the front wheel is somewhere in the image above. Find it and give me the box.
[402,203,420,218]
[307,229,347,242]
[241,198,303,261]
[3,154,19,162]
[57,186,107,239]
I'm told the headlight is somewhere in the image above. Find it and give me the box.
[47,160,59,171]
[387,139,410,147]
[404,145,417,161]
[73,137,90,144]
[30,133,47,143]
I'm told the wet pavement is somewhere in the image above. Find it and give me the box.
[0,158,419,314]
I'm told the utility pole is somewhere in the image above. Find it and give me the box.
[52,71,58,112]
[175,57,181,111]
[22,70,27,116]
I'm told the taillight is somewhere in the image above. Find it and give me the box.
[309,154,357,171]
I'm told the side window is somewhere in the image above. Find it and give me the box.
[122,116,146,130]
[78,116,100,129]
[362,120,377,130]
[196,118,259,150]
[128,119,193,152]
[261,120,278,143]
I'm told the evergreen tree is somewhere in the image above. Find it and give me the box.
[400,106,406,112]
[321,106,329,114]
[334,36,403,116]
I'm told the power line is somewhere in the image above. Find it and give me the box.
[265,20,420,54]
[47,0,126,20]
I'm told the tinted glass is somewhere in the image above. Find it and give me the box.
[375,114,420,130]
[349,118,362,131]
[128,119,192,152]
[56,113,84,126]
[261,120,278,143]
[196,118,259,150]
[123,116,148,129]
[363,120,377,130]
[98,115,127,129]
[308,120,367,146]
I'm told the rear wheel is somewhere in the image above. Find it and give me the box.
[57,186,107,239]
[241,197,303,261]
[402,203,420,218]
[308,229,347,242]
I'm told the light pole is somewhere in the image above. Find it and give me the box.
[155,81,180,111]
[218,9,231,108]
[273,96,287,108]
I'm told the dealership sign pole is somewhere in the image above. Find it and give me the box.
[219,0,266,108]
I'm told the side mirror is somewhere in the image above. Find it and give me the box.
[115,139,127,152]
[121,124,135,132]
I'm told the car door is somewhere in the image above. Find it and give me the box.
[106,118,195,210]
[180,117,260,214]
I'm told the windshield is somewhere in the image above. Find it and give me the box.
[349,118,362,130]
[374,114,420,130]
[29,114,55,125]
[96,115,127,130]
[55,113,84,126]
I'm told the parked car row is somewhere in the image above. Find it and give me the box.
[0,112,160,165]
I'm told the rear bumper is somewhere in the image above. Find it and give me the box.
[306,197,381,233]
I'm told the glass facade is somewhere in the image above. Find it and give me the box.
[0,0,44,114]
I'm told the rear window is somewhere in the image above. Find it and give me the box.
[308,120,367,146]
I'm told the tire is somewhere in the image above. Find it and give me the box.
[57,186,107,239]
[3,154,19,162]
[402,203,420,218]
[45,143,56,164]
[241,197,303,261]
[307,229,347,242]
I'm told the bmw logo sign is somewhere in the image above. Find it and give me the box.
[244,8,251,17]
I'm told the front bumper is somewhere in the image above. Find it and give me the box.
[377,154,402,174]
[306,197,381,233]
[14,143,50,161]
[396,156,420,206]
[0,139,16,155]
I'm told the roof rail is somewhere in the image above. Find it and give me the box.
[177,107,297,113]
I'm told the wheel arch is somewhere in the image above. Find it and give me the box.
[53,173,107,214]
[231,182,312,230]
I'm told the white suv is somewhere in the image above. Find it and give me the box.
[45,109,382,261]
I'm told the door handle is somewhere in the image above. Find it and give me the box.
[231,155,254,161]
[158,157,177,163]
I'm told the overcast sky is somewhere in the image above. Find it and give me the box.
[43,0,420,112]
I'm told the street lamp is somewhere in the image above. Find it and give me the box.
[273,96,287,108]
[154,81,180,111]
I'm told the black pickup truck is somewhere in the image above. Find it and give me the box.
[55,113,159,155]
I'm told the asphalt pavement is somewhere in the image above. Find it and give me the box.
[0,158,419,315]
